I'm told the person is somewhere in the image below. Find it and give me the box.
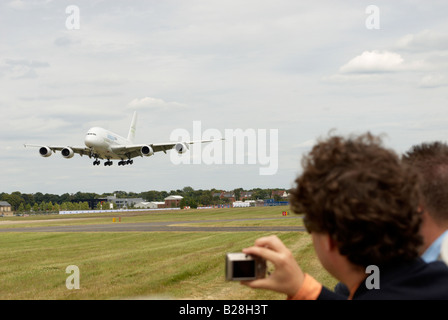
[241,133,448,299]
[333,141,448,296]
[402,142,448,263]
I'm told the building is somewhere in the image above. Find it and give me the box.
[240,191,253,200]
[135,201,165,209]
[106,195,145,209]
[0,201,13,216]
[271,190,289,199]
[164,195,183,208]
[212,191,236,202]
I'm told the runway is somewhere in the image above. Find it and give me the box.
[0,217,306,233]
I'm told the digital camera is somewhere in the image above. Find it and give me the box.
[225,252,267,281]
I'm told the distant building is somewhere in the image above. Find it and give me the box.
[212,191,236,202]
[0,201,13,216]
[240,191,253,200]
[271,190,289,199]
[106,194,144,209]
[164,195,183,208]
[135,201,165,209]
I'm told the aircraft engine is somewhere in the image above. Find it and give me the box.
[175,142,189,154]
[61,147,75,159]
[39,146,52,157]
[141,145,154,157]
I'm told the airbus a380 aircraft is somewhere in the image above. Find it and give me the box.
[25,112,211,166]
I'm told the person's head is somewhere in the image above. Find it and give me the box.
[402,141,448,228]
[290,133,423,270]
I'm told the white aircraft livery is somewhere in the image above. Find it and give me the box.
[25,112,211,166]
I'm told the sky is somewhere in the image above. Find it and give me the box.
[1,0,448,195]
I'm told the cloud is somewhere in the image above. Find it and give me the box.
[397,30,448,52]
[324,49,430,84]
[294,139,315,149]
[126,97,187,111]
[54,36,75,47]
[7,0,54,11]
[419,74,448,88]
[5,59,50,68]
[2,59,50,79]
[339,50,404,74]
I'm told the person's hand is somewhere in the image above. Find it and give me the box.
[241,235,305,298]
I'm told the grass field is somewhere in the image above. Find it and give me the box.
[0,206,337,300]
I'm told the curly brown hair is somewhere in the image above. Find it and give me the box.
[403,142,448,226]
[290,133,423,268]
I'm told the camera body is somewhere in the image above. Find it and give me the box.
[225,252,267,281]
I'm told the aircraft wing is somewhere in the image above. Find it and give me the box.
[110,139,221,159]
[151,139,216,152]
[24,144,93,157]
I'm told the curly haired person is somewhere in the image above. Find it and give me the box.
[403,142,448,263]
[242,133,448,299]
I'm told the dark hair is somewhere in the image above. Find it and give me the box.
[403,141,448,225]
[290,133,423,268]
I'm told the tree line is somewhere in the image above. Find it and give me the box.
[0,187,290,212]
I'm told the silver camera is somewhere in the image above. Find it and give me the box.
[225,253,267,281]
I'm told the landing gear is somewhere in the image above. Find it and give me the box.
[92,158,131,167]
[104,160,113,166]
[118,159,133,166]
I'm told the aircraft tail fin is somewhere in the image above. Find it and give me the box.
[127,111,138,143]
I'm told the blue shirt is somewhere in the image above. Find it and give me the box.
[421,230,448,263]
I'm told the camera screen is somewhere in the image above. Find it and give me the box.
[233,260,255,278]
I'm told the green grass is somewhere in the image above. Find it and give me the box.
[0,206,337,299]
[0,206,300,229]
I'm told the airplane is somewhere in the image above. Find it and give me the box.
[25,111,213,166]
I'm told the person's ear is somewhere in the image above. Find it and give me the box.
[324,233,338,252]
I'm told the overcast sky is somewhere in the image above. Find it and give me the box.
[1,0,448,195]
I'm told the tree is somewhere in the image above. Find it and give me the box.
[233,188,244,201]
[80,202,90,210]
[34,192,45,204]
[251,188,269,200]
[1,193,25,211]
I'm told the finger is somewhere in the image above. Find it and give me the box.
[242,245,282,265]
[254,235,287,252]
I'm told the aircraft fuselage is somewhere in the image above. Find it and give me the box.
[84,127,131,160]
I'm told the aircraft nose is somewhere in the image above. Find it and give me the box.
[85,132,99,147]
